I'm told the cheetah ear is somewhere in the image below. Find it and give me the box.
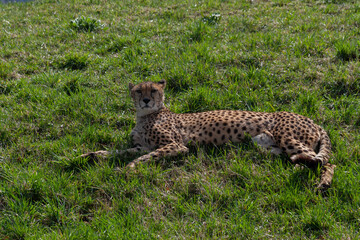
[157,79,166,89]
[129,83,135,92]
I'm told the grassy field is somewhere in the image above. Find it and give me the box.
[1,0,360,238]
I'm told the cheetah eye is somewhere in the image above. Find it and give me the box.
[151,89,157,93]
[136,90,142,94]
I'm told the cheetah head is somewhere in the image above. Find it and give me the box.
[129,80,166,117]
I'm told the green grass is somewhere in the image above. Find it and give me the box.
[1,0,360,238]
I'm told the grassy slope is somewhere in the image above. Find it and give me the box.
[1,0,360,238]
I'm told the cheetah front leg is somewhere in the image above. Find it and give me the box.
[79,146,150,159]
[127,142,189,168]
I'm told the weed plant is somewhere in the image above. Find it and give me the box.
[69,16,105,33]
[0,0,360,239]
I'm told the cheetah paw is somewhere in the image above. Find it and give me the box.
[126,161,137,169]
[79,150,109,159]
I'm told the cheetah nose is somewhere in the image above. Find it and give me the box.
[143,98,150,104]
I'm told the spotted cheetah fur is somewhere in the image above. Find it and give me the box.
[81,80,336,189]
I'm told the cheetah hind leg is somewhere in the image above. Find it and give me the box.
[253,134,336,190]
[286,141,323,168]
[252,132,282,155]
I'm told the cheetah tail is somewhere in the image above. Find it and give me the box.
[314,127,332,166]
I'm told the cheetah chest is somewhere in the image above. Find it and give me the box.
[131,113,183,149]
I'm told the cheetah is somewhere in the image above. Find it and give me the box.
[81,80,336,189]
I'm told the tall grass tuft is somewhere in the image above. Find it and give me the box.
[335,40,359,61]
[202,13,221,25]
[69,16,105,32]
[56,53,90,71]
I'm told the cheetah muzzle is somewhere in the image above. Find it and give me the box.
[80,80,336,190]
